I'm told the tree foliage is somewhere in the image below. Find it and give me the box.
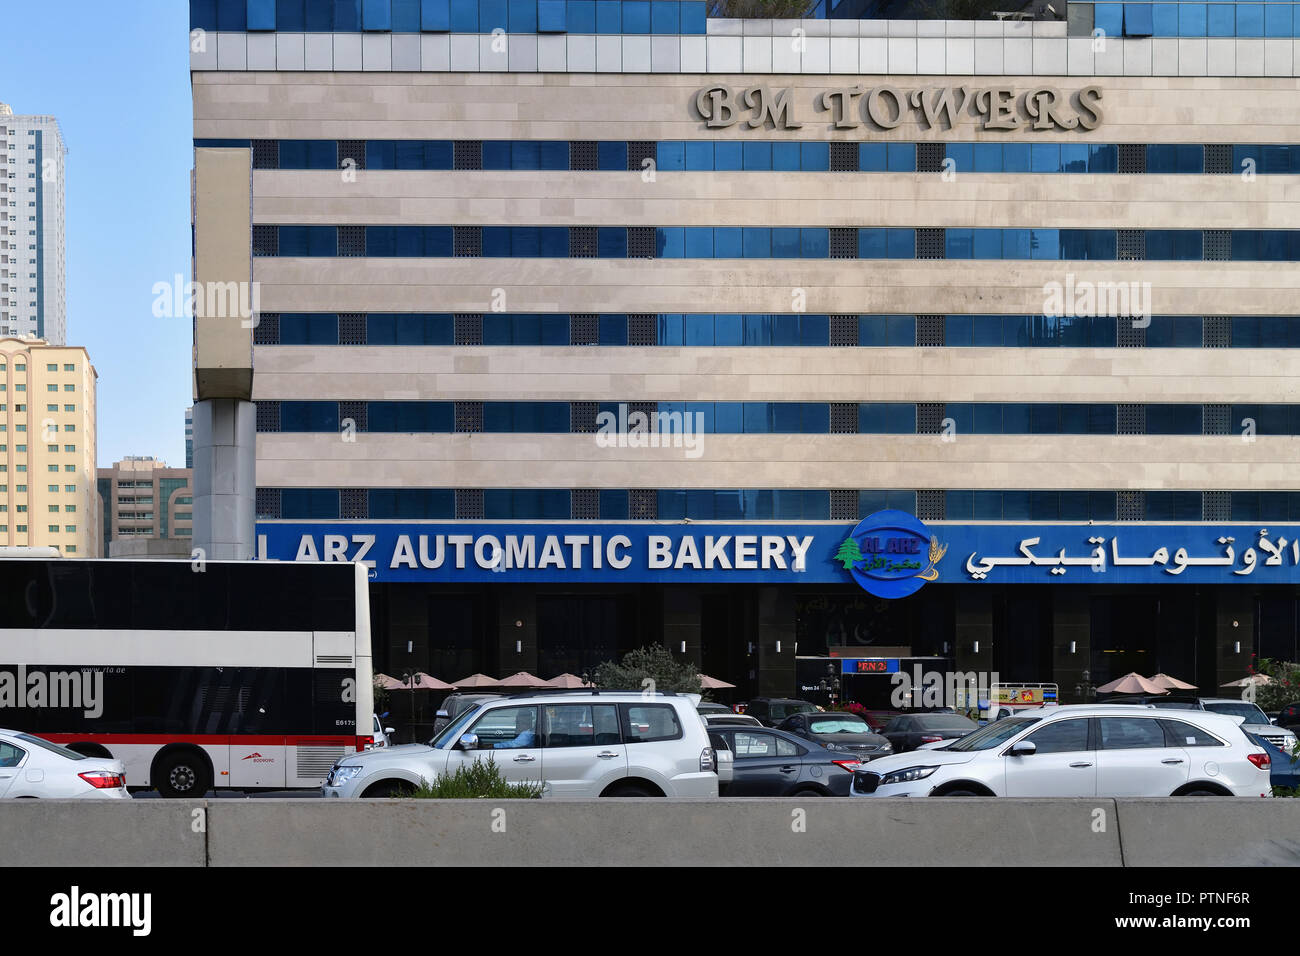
[593,644,704,695]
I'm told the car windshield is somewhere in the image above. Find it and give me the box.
[429,704,484,747]
[808,718,873,734]
[943,717,1040,751]
[15,733,87,760]
[915,715,976,730]
[771,702,816,719]
[1204,701,1269,724]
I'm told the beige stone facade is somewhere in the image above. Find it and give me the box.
[96,457,194,557]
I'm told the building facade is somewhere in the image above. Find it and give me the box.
[189,0,1300,703]
[0,105,67,345]
[185,406,194,468]
[0,337,97,555]
[96,456,194,557]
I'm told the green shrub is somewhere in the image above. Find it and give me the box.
[406,755,543,799]
[1246,658,1300,713]
[593,644,703,696]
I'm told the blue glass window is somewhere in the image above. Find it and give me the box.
[449,0,477,29]
[1145,404,1202,434]
[770,228,799,258]
[275,0,306,31]
[279,313,338,344]
[370,489,455,519]
[478,0,507,30]
[714,142,742,171]
[280,226,337,256]
[1123,3,1154,35]
[362,0,392,30]
[1264,4,1291,38]
[799,314,829,345]
[859,403,916,433]
[681,0,706,32]
[599,489,628,519]
[247,0,276,30]
[1207,3,1235,36]
[280,401,340,432]
[599,314,627,344]
[742,228,770,258]
[1178,3,1207,35]
[1088,144,1118,173]
[1146,491,1201,522]
[509,0,538,30]
[772,142,800,171]
[217,0,248,29]
[1237,4,1264,37]
[1002,143,1031,173]
[421,0,451,29]
[535,0,565,29]
[1151,2,1178,35]
[278,140,337,169]
[282,489,339,520]
[598,141,627,171]
[973,143,1001,172]
[743,142,772,170]
[859,143,887,172]
[801,143,830,171]
[391,0,422,29]
[801,228,829,258]
[657,227,684,258]
[657,141,685,171]
[713,227,741,258]
[483,141,512,170]
[651,0,679,33]
[595,0,620,32]
[1146,144,1203,173]
[887,143,916,172]
[945,143,972,173]
[567,0,595,32]
[1145,229,1201,260]
[192,0,219,31]
[597,227,627,258]
[714,314,742,345]
[622,0,650,32]
[1030,143,1061,173]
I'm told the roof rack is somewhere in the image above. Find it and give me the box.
[502,688,677,698]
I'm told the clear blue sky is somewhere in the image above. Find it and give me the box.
[1,1,193,468]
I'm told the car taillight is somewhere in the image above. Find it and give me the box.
[700,748,715,773]
[919,735,944,743]
[831,759,861,773]
[78,771,125,789]
[356,736,374,752]
[1247,752,1271,770]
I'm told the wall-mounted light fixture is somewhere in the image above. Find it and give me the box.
[1069,641,1077,654]
[680,641,686,653]
[1234,641,1241,655]
[516,640,522,654]
[776,640,782,654]
[973,641,980,654]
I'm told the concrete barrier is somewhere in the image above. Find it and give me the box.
[1115,799,1300,866]
[3,798,1297,866]
[0,800,207,866]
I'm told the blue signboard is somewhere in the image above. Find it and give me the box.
[838,658,902,675]
[255,520,1300,590]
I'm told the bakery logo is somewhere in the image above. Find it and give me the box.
[835,510,947,599]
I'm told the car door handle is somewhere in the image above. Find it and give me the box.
[512,754,536,762]
[1161,758,1184,764]
[596,751,619,759]
[779,765,797,773]
[1069,762,1093,768]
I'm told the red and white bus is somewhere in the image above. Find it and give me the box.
[0,557,373,796]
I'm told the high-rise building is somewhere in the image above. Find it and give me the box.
[185,406,194,468]
[96,456,194,557]
[189,0,1300,700]
[0,105,67,345]
[0,337,97,555]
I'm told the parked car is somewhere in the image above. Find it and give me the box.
[851,705,1272,798]
[881,713,979,752]
[707,725,862,796]
[703,713,764,728]
[1245,732,1300,791]
[370,714,395,749]
[744,697,819,727]
[432,692,508,735]
[0,728,131,799]
[709,732,735,794]
[1100,695,1297,753]
[696,702,734,716]
[1276,702,1300,733]
[776,712,893,760]
[324,691,718,799]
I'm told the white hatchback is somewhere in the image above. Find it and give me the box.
[323,692,719,799]
[850,705,1271,798]
[0,729,131,799]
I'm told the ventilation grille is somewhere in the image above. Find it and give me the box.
[1204,230,1231,261]
[1117,490,1145,522]
[829,489,858,520]
[338,139,366,170]
[829,228,857,260]
[251,139,278,170]
[1203,403,1230,435]
[570,313,598,345]
[1202,491,1231,521]
[339,313,366,345]
[339,400,367,433]
[830,403,858,434]
[454,401,483,433]
[314,655,354,666]
[1203,316,1231,348]
[453,226,481,258]
[456,488,484,519]
[338,225,366,257]
[570,401,599,433]
[627,141,655,170]
[569,226,598,258]
[572,488,599,519]
[1116,318,1146,348]
[628,313,657,346]
[570,141,598,171]
[340,488,368,520]
[916,228,945,260]
[829,142,859,172]
[628,401,658,431]
[199,685,250,712]
[916,403,945,435]
[256,488,282,520]
[454,313,482,345]
[256,400,281,433]
[627,226,656,259]
[1204,144,1232,175]
[916,142,945,173]
[830,314,858,346]
[453,140,482,170]
[916,314,944,347]
[629,489,657,520]
[253,312,280,345]
[916,489,946,521]
[295,746,348,779]
[1117,229,1145,261]
[252,224,278,258]
[1117,143,1146,174]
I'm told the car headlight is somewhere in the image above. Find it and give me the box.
[328,765,364,787]
[881,766,939,785]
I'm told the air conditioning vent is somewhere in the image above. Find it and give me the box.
[314,654,354,666]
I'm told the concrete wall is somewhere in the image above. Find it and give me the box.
[4,798,1298,866]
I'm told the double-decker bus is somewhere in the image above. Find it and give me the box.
[0,557,373,796]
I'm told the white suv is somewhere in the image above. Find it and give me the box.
[323,691,718,799]
[850,705,1272,798]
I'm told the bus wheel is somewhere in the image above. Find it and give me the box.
[155,751,211,799]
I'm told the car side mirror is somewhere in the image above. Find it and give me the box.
[385,727,396,735]
[458,733,479,751]
[1008,740,1037,757]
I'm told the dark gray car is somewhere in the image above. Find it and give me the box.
[776,712,893,761]
[881,713,978,753]
[707,725,862,796]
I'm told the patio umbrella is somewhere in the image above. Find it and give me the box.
[697,673,736,690]
[453,673,502,689]
[1220,674,1273,688]
[1148,673,1197,691]
[408,672,454,690]
[546,673,590,688]
[1096,672,1167,695]
[496,671,548,688]
[373,672,409,691]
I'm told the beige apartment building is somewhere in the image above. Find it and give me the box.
[189,0,1300,703]
[0,337,97,555]
[96,456,194,558]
